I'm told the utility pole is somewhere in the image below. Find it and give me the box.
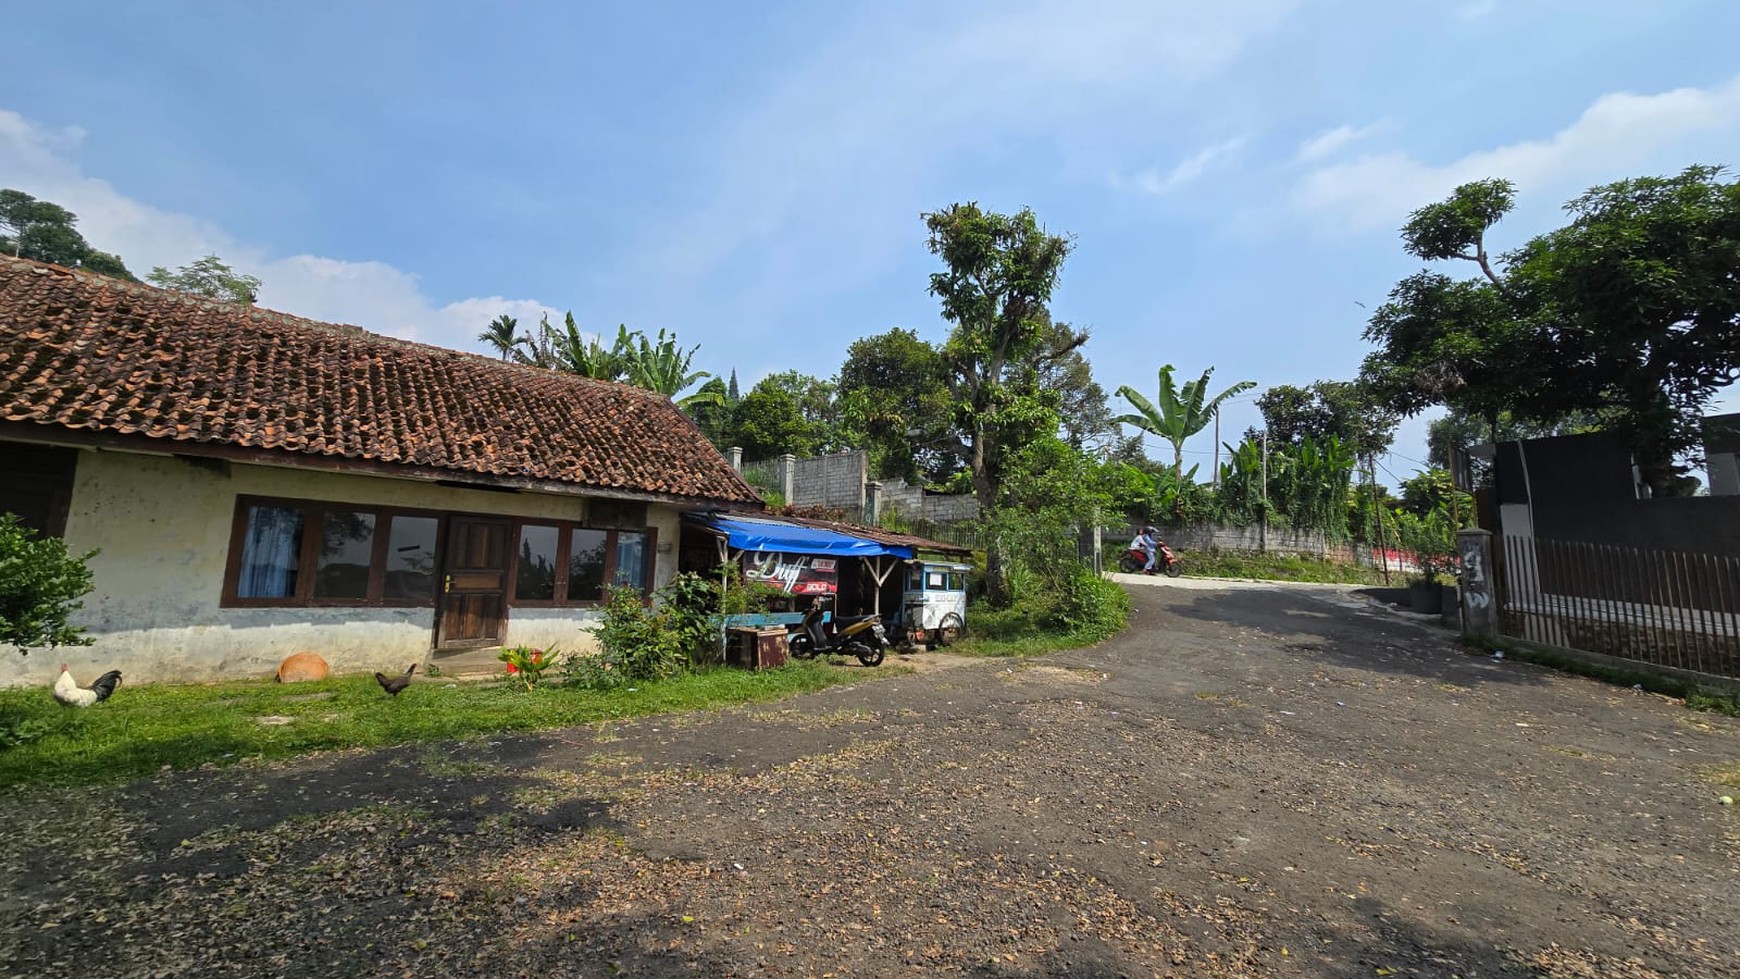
[1212,407,1221,488]
[1369,455,1391,585]
[1259,429,1269,554]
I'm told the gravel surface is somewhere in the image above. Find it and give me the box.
[4,582,1736,978]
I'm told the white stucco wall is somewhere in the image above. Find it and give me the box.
[1,449,683,687]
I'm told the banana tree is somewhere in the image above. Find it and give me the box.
[624,328,721,410]
[1115,365,1255,478]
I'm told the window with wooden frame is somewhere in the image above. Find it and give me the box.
[509,521,656,607]
[222,497,442,607]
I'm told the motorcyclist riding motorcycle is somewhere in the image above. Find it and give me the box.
[1129,526,1161,574]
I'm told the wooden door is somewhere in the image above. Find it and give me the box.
[436,517,510,649]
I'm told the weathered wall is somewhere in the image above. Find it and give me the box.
[1144,522,1333,558]
[789,452,867,514]
[879,477,980,524]
[1,450,680,687]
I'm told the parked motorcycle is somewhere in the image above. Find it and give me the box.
[787,599,889,667]
[1117,542,1182,577]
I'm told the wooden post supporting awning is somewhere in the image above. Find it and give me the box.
[861,554,898,615]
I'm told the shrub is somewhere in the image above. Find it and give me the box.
[593,587,683,682]
[0,514,97,655]
[1044,564,1132,642]
[559,651,626,692]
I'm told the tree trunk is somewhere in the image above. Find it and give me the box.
[972,454,1010,606]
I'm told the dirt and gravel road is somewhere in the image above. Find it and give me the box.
[5,579,1737,978]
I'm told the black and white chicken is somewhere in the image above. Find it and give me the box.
[53,664,122,707]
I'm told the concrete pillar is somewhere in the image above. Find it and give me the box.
[866,480,882,525]
[728,446,743,472]
[778,453,795,503]
[1457,528,1499,641]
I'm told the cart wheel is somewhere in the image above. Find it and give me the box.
[936,613,967,647]
[788,634,816,659]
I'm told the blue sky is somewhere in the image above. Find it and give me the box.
[6,0,1740,480]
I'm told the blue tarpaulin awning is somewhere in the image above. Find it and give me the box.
[685,513,913,559]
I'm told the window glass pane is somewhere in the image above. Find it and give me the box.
[237,504,305,598]
[614,531,648,591]
[314,511,376,599]
[926,571,946,590]
[383,516,439,602]
[948,572,966,592]
[567,528,608,602]
[515,524,559,600]
[909,567,924,590]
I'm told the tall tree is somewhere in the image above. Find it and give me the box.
[1257,380,1396,458]
[478,314,526,361]
[923,203,1079,602]
[733,377,822,461]
[148,254,262,304]
[1508,165,1740,492]
[1033,315,1114,451]
[1364,167,1740,495]
[1114,365,1255,477]
[837,327,957,484]
[0,189,136,280]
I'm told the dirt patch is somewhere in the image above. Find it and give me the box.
[3,585,1736,978]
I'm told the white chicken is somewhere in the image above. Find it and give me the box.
[53,664,122,707]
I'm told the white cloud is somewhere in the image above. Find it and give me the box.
[1114,136,1250,195]
[610,0,1304,322]
[1293,122,1379,163]
[0,109,554,351]
[1293,75,1740,232]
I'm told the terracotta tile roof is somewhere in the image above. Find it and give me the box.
[0,257,760,505]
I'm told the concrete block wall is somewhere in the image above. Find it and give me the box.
[790,451,868,513]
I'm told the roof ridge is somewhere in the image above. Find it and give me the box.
[0,253,759,504]
[0,253,668,404]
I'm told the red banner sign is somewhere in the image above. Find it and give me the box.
[744,553,838,595]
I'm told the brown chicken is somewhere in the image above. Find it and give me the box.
[374,663,417,696]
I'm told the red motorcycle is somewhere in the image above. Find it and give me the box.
[1117,542,1182,577]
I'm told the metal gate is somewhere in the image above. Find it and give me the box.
[1495,535,1740,681]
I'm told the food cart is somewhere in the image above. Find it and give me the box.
[901,561,970,647]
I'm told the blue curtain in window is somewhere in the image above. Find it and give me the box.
[238,505,304,598]
[614,531,647,590]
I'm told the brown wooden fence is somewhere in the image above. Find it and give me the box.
[1496,536,1740,681]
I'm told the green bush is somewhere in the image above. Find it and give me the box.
[0,513,97,655]
[1044,564,1132,642]
[592,587,683,682]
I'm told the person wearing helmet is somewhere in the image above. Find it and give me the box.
[1128,525,1160,574]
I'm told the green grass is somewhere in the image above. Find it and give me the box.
[1707,763,1740,792]
[0,662,862,790]
[1176,549,1396,586]
[949,578,1132,657]
[1462,635,1740,718]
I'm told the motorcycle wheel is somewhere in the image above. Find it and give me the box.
[1116,554,1142,574]
[788,634,816,659]
[1164,559,1183,578]
[850,642,885,668]
[935,612,967,647]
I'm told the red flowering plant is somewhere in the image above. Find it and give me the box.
[498,645,556,691]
